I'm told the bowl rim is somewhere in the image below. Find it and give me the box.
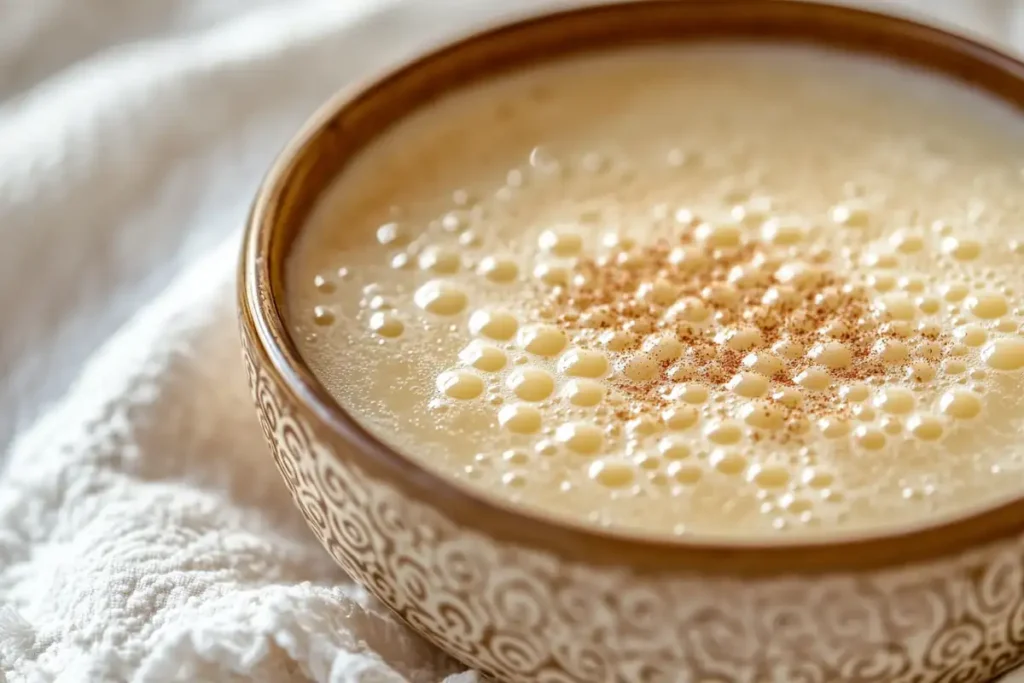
[241,0,1024,576]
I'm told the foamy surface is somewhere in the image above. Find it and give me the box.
[286,45,1024,537]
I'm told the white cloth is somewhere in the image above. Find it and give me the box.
[2,1,1024,681]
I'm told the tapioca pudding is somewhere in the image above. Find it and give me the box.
[285,45,1024,537]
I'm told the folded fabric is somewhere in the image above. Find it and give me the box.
[1,0,1023,681]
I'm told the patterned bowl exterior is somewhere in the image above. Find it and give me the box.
[238,2,1024,681]
[240,326,1024,683]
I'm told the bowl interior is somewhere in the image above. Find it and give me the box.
[243,0,1024,574]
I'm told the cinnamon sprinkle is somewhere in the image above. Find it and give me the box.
[535,219,950,442]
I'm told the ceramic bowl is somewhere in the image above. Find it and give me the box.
[238,2,1024,681]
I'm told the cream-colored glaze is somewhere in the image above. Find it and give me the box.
[286,45,1024,537]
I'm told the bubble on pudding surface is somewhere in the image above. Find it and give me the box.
[436,370,484,400]
[665,360,699,382]
[538,227,582,256]
[718,327,764,352]
[669,244,710,272]
[899,276,925,294]
[518,324,566,356]
[556,422,604,454]
[780,493,815,515]
[772,339,805,361]
[873,339,909,364]
[558,348,608,378]
[705,420,744,445]
[917,296,941,315]
[367,295,393,311]
[588,458,635,488]
[727,372,769,398]
[854,425,886,450]
[538,267,577,298]
[710,449,747,475]
[876,293,917,321]
[829,201,870,227]
[669,383,710,405]
[477,255,519,282]
[498,403,542,434]
[907,413,944,441]
[938,389,982,419]
[459,230,481,248]
[889,230,924,254]
[369,311,404,338]
[635,453,663,473]
[808,341,852,369]
[748,464,791,489]
[941,236,981,261]
[642,333,684,361]
[313,305,335,326]
[881,416,903,436]
[602,230,637,251]
[740,401,786,430]
[468,309,519,340]
[670,461,703,485]
[414,280,468,315]
[418,245,461,273]
[966,292,1008,319]
[874,387,915,414]
[375,221,407,246]
[741,351,784,376]
[818,416,851,439]
[955,324,987,347]
[761,216,805,245]
[662,404,699,430]
[794,367,831,391]
[942,282,969,302]
[982,337,1024,370]
[666,296,709,323]
[618,354,660,383]
[502,449,531,466]
[636,278,678,307]
[626,415,661,439]
[772,387,804,408]
[853,404,876,422]
[501,471,527,489]
[313,273,335,293]
[564,379,605,407]
[943,359,967,375]
[868,273,895,292]
[996,319,1018,333]
[507,367,555,401]
[694,219,742,249]
[657,436,691,460]
[841,383,870,402]
[864,243,899,266]
[881,320,914,339]
[459,340,507,372]
[440,210,467,233]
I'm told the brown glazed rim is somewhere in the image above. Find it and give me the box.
[242,0,1024,576]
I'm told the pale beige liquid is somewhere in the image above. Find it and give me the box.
[286,45,1024,537]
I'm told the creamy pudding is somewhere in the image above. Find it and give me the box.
[285,45,1024,537]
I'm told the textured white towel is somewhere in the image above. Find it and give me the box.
[2,1,1024,681]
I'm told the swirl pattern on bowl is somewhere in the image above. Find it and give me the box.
[241,324,1024,683]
